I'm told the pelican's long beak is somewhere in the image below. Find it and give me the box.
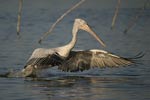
[79,24,106,47]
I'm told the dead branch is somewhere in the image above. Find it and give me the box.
[17,0,23,37]
[111,0,121,30]
[124,0,148,34]
[38,0,86,44]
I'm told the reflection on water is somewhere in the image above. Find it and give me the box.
[21,75,149,100]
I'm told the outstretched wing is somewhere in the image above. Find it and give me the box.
[58,50,140,72]
[24,48,64,69]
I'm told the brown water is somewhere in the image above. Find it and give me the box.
[0,0,150,100]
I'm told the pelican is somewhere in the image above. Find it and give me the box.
[21,18,106,77]
[19,19,143,78]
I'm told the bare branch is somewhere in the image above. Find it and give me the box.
[111,0,121,30]
[124,0,148,34]
[38,0,86,44]
[17,0,23,37]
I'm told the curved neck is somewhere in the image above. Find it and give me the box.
[65,24,78,50]
[58,24,78,57]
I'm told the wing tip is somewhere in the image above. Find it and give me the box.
[123,52,145,65]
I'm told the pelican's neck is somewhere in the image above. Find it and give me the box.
[65,23,78,50]
[58,24,78,57]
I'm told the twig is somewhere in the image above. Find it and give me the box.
[17,0,23,37]
[124,0,148,34]
[111,0,121,30]
[38,0,86,44]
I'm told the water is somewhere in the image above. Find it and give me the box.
[0,0,150,100]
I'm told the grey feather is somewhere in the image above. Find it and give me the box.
[58,50,135,72]
[24,53,64,69]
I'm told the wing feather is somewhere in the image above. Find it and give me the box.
[91,51,133,68]
[24,50,64,69]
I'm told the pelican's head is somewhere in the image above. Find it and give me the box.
[74,18,106,47]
